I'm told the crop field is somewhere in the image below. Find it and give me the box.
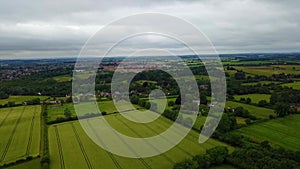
[0,106,41,166]
[281,81,300,90]
[233,94,271,103]
[235,114,300,150]
[225,101,275,119]
[0,96,48,105]
[48,113,233,169]
[233,65,300,76]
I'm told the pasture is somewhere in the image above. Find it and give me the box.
[48,113,233,169]
[241,81,279,86]
[225,101,275,119]
[47,101,147,122]
[0,106,41,166]
[233,65,300,76]
[281,81,300,90]
[233,94,271,103]
[0,96,48,105]
[235,114,300,151]
[53,75,72,82]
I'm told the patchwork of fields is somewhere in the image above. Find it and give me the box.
[49,113,233,169]
[235,114,300,151]
[0,106,41,166]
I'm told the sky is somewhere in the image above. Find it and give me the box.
[0,0,299,59]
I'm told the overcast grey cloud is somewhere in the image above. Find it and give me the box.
[0,0,299,58]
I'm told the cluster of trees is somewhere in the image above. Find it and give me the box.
[227,141,300,169]
[0,91,9,99]
[173,146,229,169]
[270,89,300,104]
[274,102,297,117]
[174,141,300,169]
[231,106,256,123]
[0,76,71,97]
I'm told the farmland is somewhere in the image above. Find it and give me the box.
[233,94,271,103]
[281,81,300,90]
[235,114,300,151]
[233,65,300,76]
[48,113,233,169]
[241,81,280,86]
[0,96,48,105]
[225,101,275,119]
[0,105,41,166]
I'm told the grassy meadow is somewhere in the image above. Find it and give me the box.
[225,101,275,119]
[281,81,300,90]
[234,65,300,76]
[233,94,271,103]
[0,96,48,105]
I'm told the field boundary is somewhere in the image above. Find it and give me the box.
[86,120,122,169]
[54,126,65,169]
[71,123,93,169]
[0,106,25,162]
[25,106,37,156]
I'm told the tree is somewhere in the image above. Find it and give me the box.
[193,155,210,169]
[200,91,207,105]
[216,113,237,133]
[130,95,139,104]
[7,101,15,107]
[64,108,72,119]
[168,101,175,107]
[0,91,9,99]
[234,71,246,80]
[275,102,289,117]
[206,146,228,165]
[175,95,181,105]
[246,98,251,104]
[258,100,268,107]
[173,159,198,169]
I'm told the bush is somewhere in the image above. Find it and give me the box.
[168,101,175,106]
[173,159,198,169]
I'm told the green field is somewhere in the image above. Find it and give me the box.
[47,101,148,122]
[0,96,48,105]
[233,94,271,103]
[235,114,300,150]
[53,75,72,82]
[241,81,280,86]
[0,106,41,166]
[226,101,275,119]
[281,81,300,90]
[234,65,300,76]
[48,112,233,169]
